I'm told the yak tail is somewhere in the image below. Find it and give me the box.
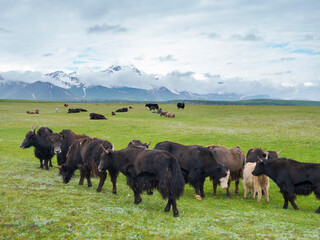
[158,161,185,200]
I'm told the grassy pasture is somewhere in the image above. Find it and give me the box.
[0,100,320,239]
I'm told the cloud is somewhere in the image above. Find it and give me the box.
[231,33,262,41]
[0,27,11,33]
[43,53,53,57]
[274,71,292,75]
[158,55,176,62]
[291,48,320,55]
[204,73,220,79]
[280,57,295,61]
[87,23,127,33]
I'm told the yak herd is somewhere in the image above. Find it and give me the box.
[19,104,320,217]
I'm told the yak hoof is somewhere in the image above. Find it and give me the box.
[147,191,153,195]
[164,206,170,212]
[195,194,202,200]
[173,211,179,217]
[96,188,101,192]
[112,190,117,195]
[134,199,142,204]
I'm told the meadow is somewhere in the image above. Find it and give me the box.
[0,100,320,239]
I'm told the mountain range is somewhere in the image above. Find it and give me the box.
[0,65,268,101]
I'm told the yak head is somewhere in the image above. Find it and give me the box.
[50,133,63,153]
[127,139,151,149]
[252,158,267,176]
[20,125,38,149]
[216,165,230,189]
[54,164,74,184]
[98,144,115,172]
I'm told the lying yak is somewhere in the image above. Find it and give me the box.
[206,145,245,198]
[98,144,185,217]
[90,112,107,120]
[20,126,54,170]
[154,141,230,200]
[252,157,320,213]
[54,137,118,194]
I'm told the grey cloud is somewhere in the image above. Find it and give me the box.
[43,53,53,57]
[280,57,295,61]
[167,71,194,78]
[0,27,11,33]
[207,33,220,39]
[204,73,220,78]
[158,55,176,62]
[231,33,262,41]
[274,71,292,75]
[87,23,128,33]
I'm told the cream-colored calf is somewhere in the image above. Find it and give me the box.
[243,162,269,203]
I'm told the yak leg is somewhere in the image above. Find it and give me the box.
[200,182,205,198]
[283,198,289,209]
[49,159,53,167]
[264,187,269,203]
[44,159,49,170]
[79,173,85,185]
[109,171,117,194]
[226,180,231,198]
[289,199,299,210]
[96,171,107,192]
[257,186,262,203]
[315,187,320,213]
[251,187,255,199]
[171,199,179,217]
[39,159,44,169]
[133,190,142,204]
[212,181,218,196]
[234,180,239,195]
[243,184,249,199]
[86,172,92,188]
[164,199,172,212]
[147,190,153,195]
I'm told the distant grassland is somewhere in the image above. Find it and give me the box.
[0,100,320,239]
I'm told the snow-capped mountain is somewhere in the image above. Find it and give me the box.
[0,64,268,101]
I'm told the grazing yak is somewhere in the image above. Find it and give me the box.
[49,129,89,166]
[206,145,245,198]
[112,112,116,116]
[54,137,119,194]
[246,147,281,163]
[128,139,151,149]
[115,107,128,113]
[20,126,55,170]
[177,102,185,109]
[252,157,320,213]
[64,103,69,107]
[68,108,88,113]
[98,144,185,217]
[154,141,230,200]
[90,113,107,120]
[145,103,159,111]
[243,162,269,203]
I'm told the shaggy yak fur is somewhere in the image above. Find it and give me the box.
[246,147,281,163]
[55,137,119,194]
[154,141,230,200]
[98,145,185,217]
[49,129,89,166]
[206,145,245,198]
[252,157,320,213]
[20,126,54,170]
[243,162,270,203]
[177,102,185,109]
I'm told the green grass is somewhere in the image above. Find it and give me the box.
[0,100,320,239]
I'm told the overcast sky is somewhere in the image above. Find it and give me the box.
[0,0,319,100]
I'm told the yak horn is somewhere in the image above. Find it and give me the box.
[100,145,109,154]
[53,165,61,169]
[146,138,151,146]
[258,157,263,163]
[33,125,38,134]
[277,149,282,155]
[131,139,136,146]
[265,152,269,160]
[31,124,35,131]
[111,143,115,151]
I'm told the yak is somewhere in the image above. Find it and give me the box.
[206,145,245,198]
[98,144,185,217]
[127,139,151,149]
[154,141,230,200]
[252,157,320,213]
[20,126,55,170]
[145,103,159,111]
[115,108,128,113]
[90,113,107,120]
[54,137,119,194]
[177,103,185,109]
[49,129,89,166]
[246,147,281,163]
